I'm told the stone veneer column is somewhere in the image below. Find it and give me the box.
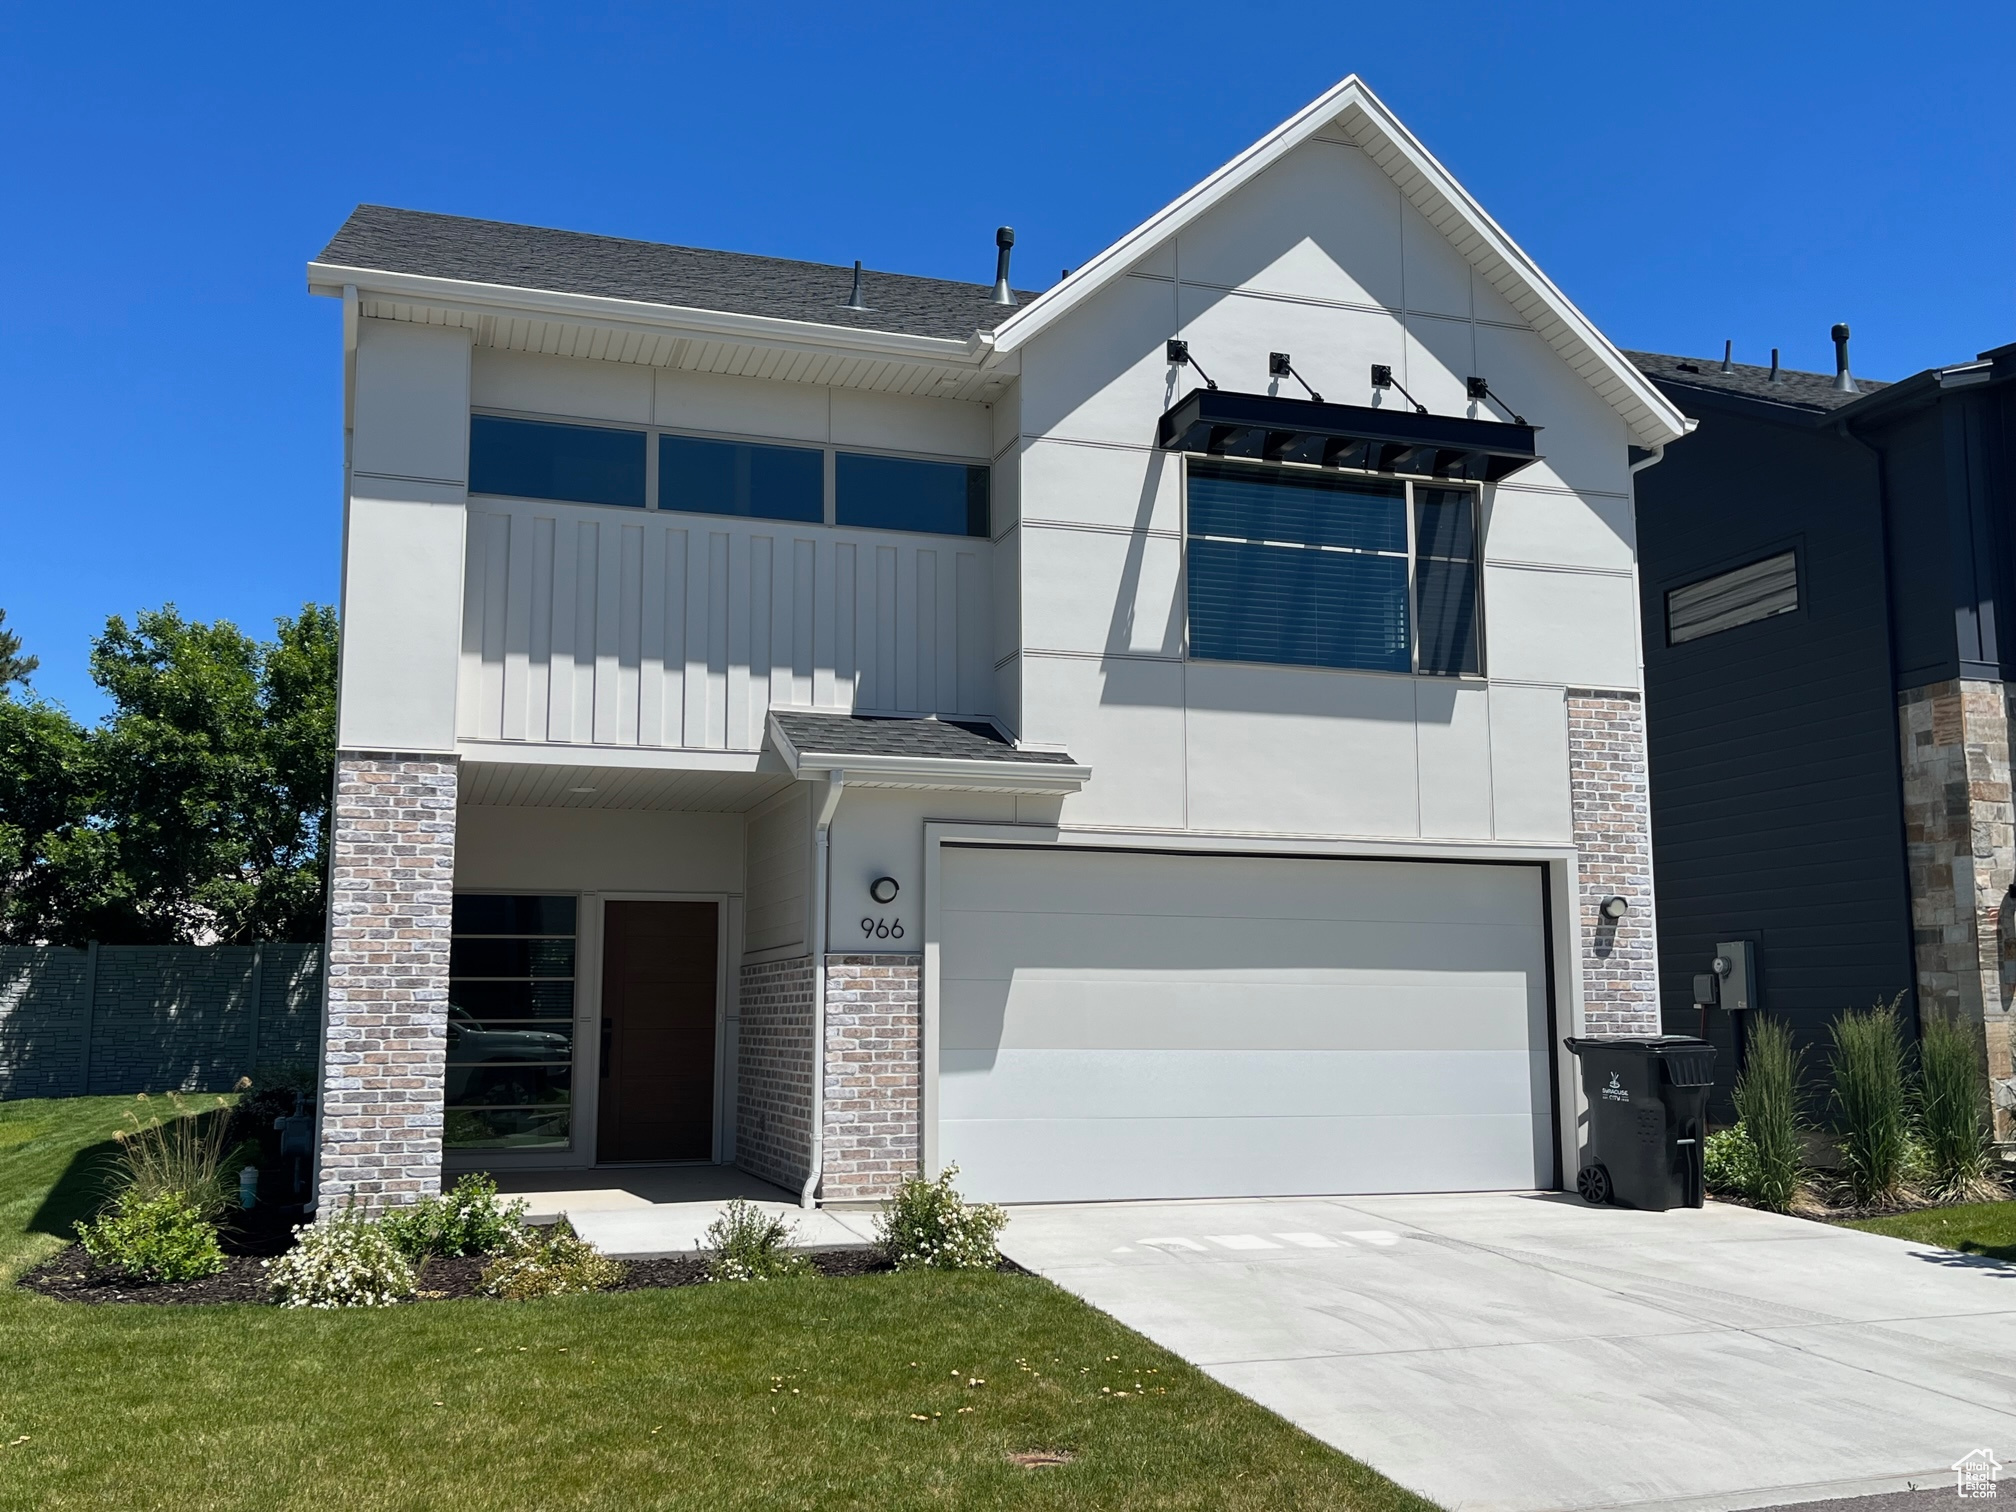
[820,954,921,1202]
[1566,690,1661,1037]
[734,955,817,1192]
[314,753,458,1213]
[1898,679,2016,1134]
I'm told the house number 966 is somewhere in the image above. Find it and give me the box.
[860,916,905,940]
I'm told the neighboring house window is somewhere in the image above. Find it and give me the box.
[1185,460,1482,676]
[659,434,823,523]
[446,894,577,1152]
[1666,551,1798,645]
[468,416,647,508]
[836,452,990,537]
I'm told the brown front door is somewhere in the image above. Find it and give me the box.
[597,901,718,1162]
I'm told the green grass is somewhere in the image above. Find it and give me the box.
[1844,1198,2016,1262]
[0,1097,1431,1511]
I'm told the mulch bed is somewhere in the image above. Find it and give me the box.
[19,1239,1023,1307]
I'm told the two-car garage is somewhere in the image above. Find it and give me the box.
[935,846,1558,1204]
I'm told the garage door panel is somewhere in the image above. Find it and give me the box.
[941,1048,1549,1120]
[936,848,1554,1202]
[944,847,1538,926]
[941,1114,1553,1204]
[941,912,1543,979]
[939,980,1545,1052]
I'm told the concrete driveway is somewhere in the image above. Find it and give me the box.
[998,1193,2016,1512]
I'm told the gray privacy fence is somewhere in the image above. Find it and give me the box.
[0,944,323,1100]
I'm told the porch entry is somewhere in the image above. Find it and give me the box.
[597,901,719,1162]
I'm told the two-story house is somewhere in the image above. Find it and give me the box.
[307,76,1690,1214]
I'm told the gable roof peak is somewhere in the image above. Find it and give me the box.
[990,75,1689,450]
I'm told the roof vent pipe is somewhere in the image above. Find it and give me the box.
[991,226,1016,306]
[1720,340,1734,374]
[841,260,871,312]
[1831,323,1859,393]
[1768,348,1782,384]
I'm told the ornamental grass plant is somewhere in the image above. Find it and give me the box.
[1731,1014,1805,1212]
[1830,999,1913,1208]
[114,1092,242,1221]
[1917,1011,2001,1201]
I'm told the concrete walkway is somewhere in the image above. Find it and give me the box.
[998,1193,2016,1512]
[491,1167,880,1256]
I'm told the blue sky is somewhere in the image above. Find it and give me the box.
[2,1,2010,715]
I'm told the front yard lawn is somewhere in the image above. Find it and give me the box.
[0,1097,1431,1511]
[1843,1198,2016,1263]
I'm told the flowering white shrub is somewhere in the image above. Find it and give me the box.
[703,1199,808,1282]
[379,1173,531,1260]
[874,1164,1007,1272]
[264,1209,416,1308]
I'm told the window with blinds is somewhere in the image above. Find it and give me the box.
[1184,461,1481,676]
[1665,551,1799,645]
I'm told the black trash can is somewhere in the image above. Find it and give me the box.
[1562,1036,1716,1211]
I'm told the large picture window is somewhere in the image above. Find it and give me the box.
[446,894,577,1151]
[1185,460,1482,676]
[836,452,990,537]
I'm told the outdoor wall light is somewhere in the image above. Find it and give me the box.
[869,876,900,904]
[1600,895,1631,921]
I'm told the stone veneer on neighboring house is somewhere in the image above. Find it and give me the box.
[734,955,817,1192]
[1898,679,2016,1134]
[819,955,921,1202]
[1567,690,1661,1038]
[314,754,458,1213]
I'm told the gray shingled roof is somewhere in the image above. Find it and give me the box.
[1626,349,1888,414]
[770,713,1078,765]
[317,205,1042,343]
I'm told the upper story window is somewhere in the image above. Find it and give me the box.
[836,453,989,537]
[469,416,646,509]
[1665,551,1798,645]
[659,434,823,523]
[470,411,987,538]
[1186,460,1482,676]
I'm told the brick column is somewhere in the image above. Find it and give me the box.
[1898,679,2016,1134]
[314,753,458,1213]
[1567,689,1660,1037]
[734,955,816,1191]
[820,954,921,1202]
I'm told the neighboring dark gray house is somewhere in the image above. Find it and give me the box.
[1630,336,2016,1126]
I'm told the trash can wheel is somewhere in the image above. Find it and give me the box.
[1576,1163,1612,1205]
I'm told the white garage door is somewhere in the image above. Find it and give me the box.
[937,847,1554,1203]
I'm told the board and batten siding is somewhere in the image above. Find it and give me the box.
[458,500,993,752]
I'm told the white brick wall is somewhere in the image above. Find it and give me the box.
[1567,691,1661,1037]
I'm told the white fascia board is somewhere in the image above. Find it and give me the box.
[307,260,998,370]
[766,713,1089,795]
[455,738,786,775]
[986,76,1690,451]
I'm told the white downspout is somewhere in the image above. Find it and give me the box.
[802,771,846,1208]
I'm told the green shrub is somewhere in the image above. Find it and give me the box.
[480,1217,626,1300]
[114,1092,243,1221]
[1830,1000,1913,1207]
[265,1209,416,1308]
[1703,1123,1762,1199]
[1733,1014,1805,1212]
[380,1173,531,1260]
[874,1164,1007,1272]
[703,1198,809,1282]
[76,1189,226,1282]
[1918,1012,1998,1198]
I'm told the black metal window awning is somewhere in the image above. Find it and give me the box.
[1156,388,1539,483]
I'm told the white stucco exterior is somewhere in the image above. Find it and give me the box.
[312,76,1688,1205]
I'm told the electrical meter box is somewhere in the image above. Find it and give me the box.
[1713,940,1756,1012]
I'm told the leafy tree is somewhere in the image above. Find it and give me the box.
[0,604,337,946]
[0,608,37,688]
